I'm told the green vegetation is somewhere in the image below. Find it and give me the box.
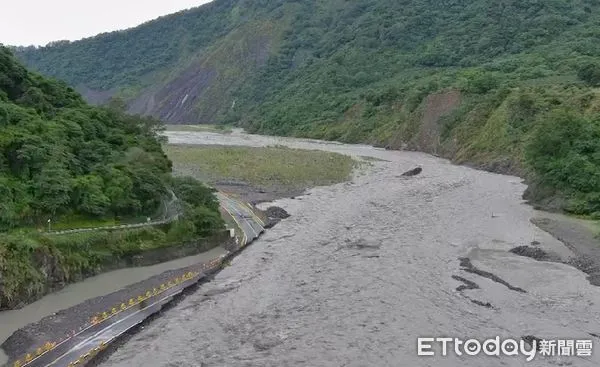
[11,0,600,214]
[525,108,600,217]
[0,47,225,309]
[165,144,356,189]
[0,45,172,230]
[10,0,246,90]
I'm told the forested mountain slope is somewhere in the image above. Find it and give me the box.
[0,46,225,308]
[0,46,175,230]
[11,0,600,215]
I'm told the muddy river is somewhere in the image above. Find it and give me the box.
[7,130,600,366]
[0,247,227,365]
[95,130,600,366]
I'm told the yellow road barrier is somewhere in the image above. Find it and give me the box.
[17,270,204,367]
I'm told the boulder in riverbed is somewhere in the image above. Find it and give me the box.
[401,166,422,177]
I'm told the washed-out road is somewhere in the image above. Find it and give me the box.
[97,131,600,367]
[217,192,265,245]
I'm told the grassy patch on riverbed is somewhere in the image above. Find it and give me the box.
[165,124,233,134]
[165,145,357,189]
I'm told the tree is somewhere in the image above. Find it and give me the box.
[460,70,499,94]
[171,176,219,211]
[72,175,110,216]
[33,164,73,215]
[188,206,224,237]
[577,62,600,86]
[0,47,178,228]
[526,108,600,214]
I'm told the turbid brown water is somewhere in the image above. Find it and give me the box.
[0,247,227,366]
[98,132,600,366]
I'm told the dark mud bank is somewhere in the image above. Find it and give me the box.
[511,217,600,286]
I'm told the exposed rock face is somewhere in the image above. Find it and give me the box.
[410,89,462,155]
[129,64,219,123]
[75,85,116,105]
[127,30,273,124]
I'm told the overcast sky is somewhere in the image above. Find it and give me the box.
[1,0,213,46]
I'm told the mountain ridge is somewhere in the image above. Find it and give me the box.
[11,0,600,216]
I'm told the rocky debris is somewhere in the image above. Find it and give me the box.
[510,246,600,287]
[452,276,493,309]
[509,246,554,261]
[530,215,600,286]
[342,238,381,251]
[452,275,479,291]
[265,207,290,220]
[401,166,422,177]
[471,299,493,308]
[203,285,238,298]
[458,257,527,293]
[567,256,600,286]
[252,336,283,351]
[261,206,290,229]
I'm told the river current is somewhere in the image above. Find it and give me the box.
[66,131,600,365]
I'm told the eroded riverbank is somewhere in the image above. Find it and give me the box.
[95,131,600,366]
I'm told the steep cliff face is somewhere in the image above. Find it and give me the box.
[126,22,277,123]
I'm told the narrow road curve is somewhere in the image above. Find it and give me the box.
[217,192,265,246]
[47,190,183,236]
[46,190,260,238]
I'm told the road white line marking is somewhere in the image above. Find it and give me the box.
[47,287,188,366]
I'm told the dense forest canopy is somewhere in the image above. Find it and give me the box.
[14,0,600,95]
[11,0,600,216]
[12,0,279,90]
[0,46,223,232]
[0,46,230,310]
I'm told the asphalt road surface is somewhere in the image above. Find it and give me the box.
[217,192,265,245]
